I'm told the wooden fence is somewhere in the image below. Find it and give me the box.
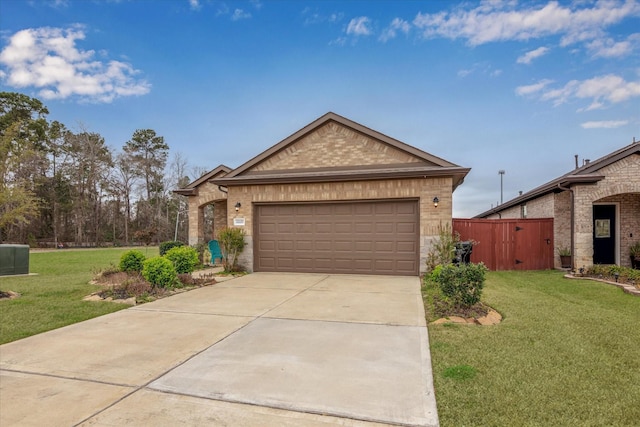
[453,218,554,270]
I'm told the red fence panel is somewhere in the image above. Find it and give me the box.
[453,218,554,271]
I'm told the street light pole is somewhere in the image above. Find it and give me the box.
[498,170,505,205]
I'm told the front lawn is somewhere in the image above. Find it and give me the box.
[0,247,158,344]
[426,270,640,427]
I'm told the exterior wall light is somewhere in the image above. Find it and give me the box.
[433,197,439,208]
[235,202,242,212]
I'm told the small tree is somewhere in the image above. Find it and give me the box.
[217,227,246,272]
[425,223,460,272]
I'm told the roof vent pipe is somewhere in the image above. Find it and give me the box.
[575,154,579,169]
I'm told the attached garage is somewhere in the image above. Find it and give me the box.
[255,200,419,275]
[177,112,470,276]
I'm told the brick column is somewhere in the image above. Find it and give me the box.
[188,199,204,246]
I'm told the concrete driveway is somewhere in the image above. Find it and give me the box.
[0,273,439,427]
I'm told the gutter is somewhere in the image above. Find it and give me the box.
[557,183,575,270]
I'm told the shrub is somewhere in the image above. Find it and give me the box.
[159,240,185,256]
[164,246,199,274]
[217,227,246,272]
[584,264,640,283]
[142,256,177,288]
[425,224,460,272]
[436,263,488,307]
[119,250,146,273]
[429,264,444,282]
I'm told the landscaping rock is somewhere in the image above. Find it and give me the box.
[476,309,502,326]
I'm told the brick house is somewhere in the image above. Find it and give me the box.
[476,140,640,270]
[175,112,470,276]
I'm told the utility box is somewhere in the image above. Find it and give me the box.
[0,244,30,276]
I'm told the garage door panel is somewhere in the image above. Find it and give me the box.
[375,241,394,252]
[296,223,313,233]
[278,223,294,233]
[260,223,276,233]
[334,205,353,215]
[353,259,373,270]
[375,203,395,215]
[277,240,294,250]
[355,241,374,251]
[334,223,353,233]
[296,240,313,251]
[376,222,395,234]
[255,200,418,275]
[334,241,353,251]
[397,222,417,233]
[355,223,373,233]
[315,223,332,233]
[396,260,417,271]
[397,241,417,252]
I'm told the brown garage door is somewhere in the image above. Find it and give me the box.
[254,200,419,275]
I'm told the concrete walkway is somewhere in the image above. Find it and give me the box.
[0,273,439,427]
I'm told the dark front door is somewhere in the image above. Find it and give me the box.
[593,204,616,264]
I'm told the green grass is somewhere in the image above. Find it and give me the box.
[0,247,158,344]
[426,270,640,427]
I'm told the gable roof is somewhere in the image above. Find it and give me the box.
[212,112,470,189]
[475,140,640,218]
[173,165,231,196]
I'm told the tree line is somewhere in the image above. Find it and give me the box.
[0,91,203,246]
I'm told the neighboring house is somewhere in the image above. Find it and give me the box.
[175,112,470,276]
[476,140,640,270]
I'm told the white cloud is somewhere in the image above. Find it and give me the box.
[581,120,629,129]
[413,1,640,47]
[0,27,150,103]
[517,46,550,64]
[379,18,411,42]
[302,8,344,25]
[516,74,640,109]
[231,9,251,21]
[346,17,372,36]
[515,79,554,96]
[189,0,200,10]
[458,62,502,78]
[587,33,640,58]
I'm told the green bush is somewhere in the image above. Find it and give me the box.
[585,264,640,282]
[436,263,488,307]
[429,264,444,282]
[119,250,146,273]
[159,240,184,256]
[217,227,246,272]
[142,256,177,288]
[164,246,199,274]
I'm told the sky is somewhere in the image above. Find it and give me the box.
[1,0,639,217]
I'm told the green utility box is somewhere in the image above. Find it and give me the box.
[0,244,30,276]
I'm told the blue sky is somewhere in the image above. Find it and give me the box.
[1,0,638,217]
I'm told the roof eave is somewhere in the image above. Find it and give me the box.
[173,188,197,196]
[474,174,605,218]
[212,167,471,186]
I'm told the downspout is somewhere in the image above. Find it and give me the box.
[557,183,575,270]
